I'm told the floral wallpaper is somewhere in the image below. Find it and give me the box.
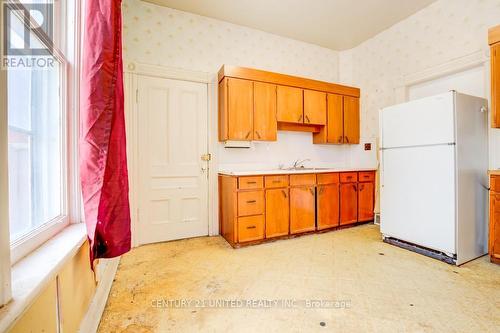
[122,0,339,83]
[122,0,500,168]
[339,0,500,167]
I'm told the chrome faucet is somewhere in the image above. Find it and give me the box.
[292,159,310,169]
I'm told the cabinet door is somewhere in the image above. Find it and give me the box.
[228,78,253,140]
[491,44,500,128]
[317,184,339,230]
[277,86,303,123]
[358,182,374,222]
[490,193,500,261]
[290,186,316,234]
[254,82,277,141]
[266,188,289,238]
[304,90,326,125]
[340,183,358,225]
[327,94,344,144]
[343,96,360,144]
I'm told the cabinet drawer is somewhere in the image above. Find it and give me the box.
[290,174,316,186]
[492,176,500,192]
[265,175,289,188]
[238,191,264,216]
[238,215,264,242]
[317,173,339,185]
[340,172,358,183]
[358,171,375,182]
[238,176,263,190]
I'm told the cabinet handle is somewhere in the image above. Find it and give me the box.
[273,180,281,183]
[352,184,357,191]
[345,136,349,143]
[245,131,251,139]
[298,114,303,122]
[347,176,352,180]
[360,184,364,191]
[281,190,287,198]
[309,188,314,196]
[246,225,256,229]
[305,115,310,123]
[318,186,324,195]
[338,135,343,142]
[246,200,257,204]
[255,131,261,139]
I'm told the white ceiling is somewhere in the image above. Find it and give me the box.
[144,0,437,50]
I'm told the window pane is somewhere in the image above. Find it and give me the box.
[8,62,62,243]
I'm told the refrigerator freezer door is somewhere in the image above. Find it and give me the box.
[380,144,456,254]
[381,92,455,149]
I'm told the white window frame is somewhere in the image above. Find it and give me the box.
[4,0,82,265]
[0,25,12,306]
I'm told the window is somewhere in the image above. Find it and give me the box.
[5,0,74,263]
[8,58,63,242]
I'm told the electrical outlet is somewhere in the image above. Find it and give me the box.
[364,143,371,151]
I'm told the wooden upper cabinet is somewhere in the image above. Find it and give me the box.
[304,90,326,125]
[227,78,254,140]
[218,78,228,141]
[277,85,303,123]
[218,65,360,142]
[328,94,344,144]
[358,182,374,222]
[343,96,360,144]
[313,93,344,144]
[490,42,500,128]
[489,25,500,128]
[290,186,316,234]
[340,183,358,225]
[266,188,290,238]
[253,82,277,141]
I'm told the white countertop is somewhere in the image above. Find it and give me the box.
[218,167,377,176]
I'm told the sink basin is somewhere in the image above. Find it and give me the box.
[280,167,333,171]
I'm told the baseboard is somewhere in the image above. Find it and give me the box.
[79,257,120,333]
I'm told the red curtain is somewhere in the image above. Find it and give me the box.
[80,0,131,266]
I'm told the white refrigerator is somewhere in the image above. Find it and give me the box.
[379,91,489,265]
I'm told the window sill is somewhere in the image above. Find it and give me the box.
[0,223,87,332]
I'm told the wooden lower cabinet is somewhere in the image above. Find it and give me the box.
[219,170,375,247]
[340,183,358,225]
[317,184,339,230]
[266,188,290,238]
[290,186,316,234]
[490,175,500,264]
[358,181,374,222]
[238,215,264,243]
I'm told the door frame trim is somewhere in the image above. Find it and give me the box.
[124,62,219,247]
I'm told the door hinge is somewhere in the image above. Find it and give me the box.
[201,153,211,161]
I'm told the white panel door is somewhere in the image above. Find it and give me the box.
[137,76,209,245]
[380,145,456,255]
[381,92,455,148]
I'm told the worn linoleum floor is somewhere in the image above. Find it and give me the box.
[98,224,500,332]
